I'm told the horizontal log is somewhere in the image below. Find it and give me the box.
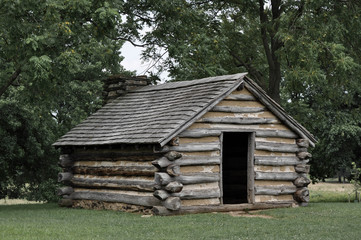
[178,129,221,138]
[161,143,221,152]
[71,175,156,192]
[153,188,220,200]
[199,117,278,125]
[293,177,311,187]
[225,94,256,101]
[254,186,297,195]
[152,202,292,216]
[294,187,309,203]
[256,141,306,153]
[58,154,73,168]
[72,165,157,176]
[294,165,310,174]
[255,156,306,166]
[165,151,182,161]
[152,156,221,169]
[179,129,298,139]
[70,190,161,207]
[163,197,181,210]
[255,130,298,138]
[296,139,309,148]
[57,186,74,196]
[212,106,266,113]
[71,151,161,162]
[58,198,73,207]
[297,152,312,160]
[255,172,302,181]
[177,156,221,166]
[58,172,73,183]
[165,181,183,193]
[155,172,220,186]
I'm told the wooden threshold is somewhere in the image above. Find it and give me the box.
[152,202,293,216]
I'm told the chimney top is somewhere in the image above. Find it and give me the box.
[102,75,150,104]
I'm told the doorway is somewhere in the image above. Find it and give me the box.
[222,132,254,204]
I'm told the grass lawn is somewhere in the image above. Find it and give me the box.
[308,182,355,202]
[0,202,360,240]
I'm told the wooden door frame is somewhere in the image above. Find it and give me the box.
[220,131,255,205]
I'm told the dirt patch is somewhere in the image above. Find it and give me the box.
[227,211,273,219]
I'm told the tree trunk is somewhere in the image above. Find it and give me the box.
[259,0,283,103]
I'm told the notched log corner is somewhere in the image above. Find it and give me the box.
[163,197,181,211]
[58,172,73,183]
[58,198,73,208]
[293,176,311,187]
[296,139,309,148]
[294,188,309,203]
[58,154,73,168]
[166,164,180,177]
[297,152,312,160]
[168,137,179,146]
[165,181,183,193]
[57,186,74,196]
[294,164,310,174]
[165,151,183,161]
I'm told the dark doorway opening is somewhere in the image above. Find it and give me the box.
[222,132,249,204]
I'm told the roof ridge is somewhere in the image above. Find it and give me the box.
[131,73,247,93]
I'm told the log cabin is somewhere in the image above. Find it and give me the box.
[53,73,316,215]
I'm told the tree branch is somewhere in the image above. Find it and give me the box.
[141,50,168,75]
[229,51,265,88]
[0,68,21,97]
[288,0,305,30]
[113,36,147,47]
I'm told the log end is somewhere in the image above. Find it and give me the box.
[294,188,309,203]
[163,197,181,211]
[165,181,183,193]
[58,198,73,208]
[296,139,310,148]
[153,190,169,201]
[165,151,183,161]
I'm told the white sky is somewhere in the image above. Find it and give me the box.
[121,42,147,75]
[121,40,169,82]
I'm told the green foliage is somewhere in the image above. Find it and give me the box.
[135,0,361,180]
[1,203,361,239]
[0,0,137,201]
[0,100,60,201]
[349,162,361,199]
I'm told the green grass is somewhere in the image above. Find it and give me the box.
[310,190,352,202]
[0,203,360,240]
[309,182,357,202]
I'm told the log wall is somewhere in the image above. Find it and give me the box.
[57,145,162,211]
[172,87,311,211]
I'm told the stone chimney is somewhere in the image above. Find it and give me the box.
[102,75,150,104]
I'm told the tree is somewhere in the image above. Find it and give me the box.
[134,0,361,180]
[0,0,137,201]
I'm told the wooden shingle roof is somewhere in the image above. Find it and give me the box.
[54,73,247,147]
[54,72,316,147]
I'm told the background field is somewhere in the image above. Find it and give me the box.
[308,182,356,202]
